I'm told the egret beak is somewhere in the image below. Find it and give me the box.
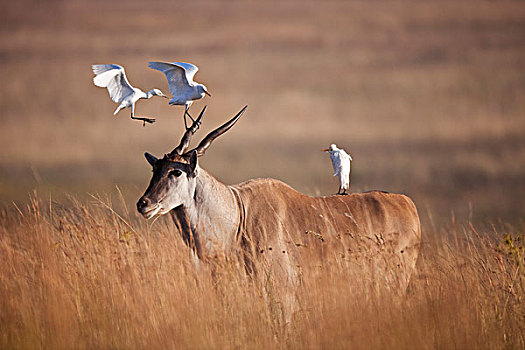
[162,95,169,99]
[205,90,212,97]
[321,148,330,152]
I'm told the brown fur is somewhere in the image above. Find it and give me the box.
[140,158,421,302]
[138,112,421,319]
[231,178,421,295]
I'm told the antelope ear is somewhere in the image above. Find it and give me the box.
[187,150,199,177]
[144,152,158,167]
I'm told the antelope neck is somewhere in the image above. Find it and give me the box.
[183,170,241,257]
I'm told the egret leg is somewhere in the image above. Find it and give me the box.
[185,111,195,122]
[182,107,190,129]
[130,104,155,126]
[182,110,188,129]
[131,115,156,126]
[184,104,196,123]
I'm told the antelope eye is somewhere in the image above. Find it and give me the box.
[169,169,182,177]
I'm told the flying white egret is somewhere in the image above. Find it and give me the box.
[92,64,168,126]
[148,61,211,128]
[322,144,353,195]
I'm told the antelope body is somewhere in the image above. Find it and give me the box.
[137,107,421,316]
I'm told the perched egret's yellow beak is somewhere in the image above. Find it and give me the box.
[321,148,330,152]
[205,90,212,97]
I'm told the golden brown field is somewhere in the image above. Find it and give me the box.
[1,0,525,348]
[1,195,524,349]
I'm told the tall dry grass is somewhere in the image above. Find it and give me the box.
[1,194,523,349]
[1,2,525,346]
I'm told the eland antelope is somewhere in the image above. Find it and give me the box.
[137,106,421,318]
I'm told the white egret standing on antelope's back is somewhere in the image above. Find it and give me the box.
[92,64,168,126]
[322,144,353,195]
[148,61,211,128]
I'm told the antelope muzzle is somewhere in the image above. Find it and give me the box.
[136,196,161,219]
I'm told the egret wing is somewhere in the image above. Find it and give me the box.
[329,152,342,176]
[340,149,353,162]
[92,64,122,76]
[340,154,351,175]
[172,62,199,84]
[92,64,135,103]
[149,61,192,96]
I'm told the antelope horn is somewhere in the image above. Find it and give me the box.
[170,106,207,157]
[188,105,248,157]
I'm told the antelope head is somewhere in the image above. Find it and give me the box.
[136,105,247,219]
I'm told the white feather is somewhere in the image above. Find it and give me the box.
[326,144,352,191]
[149,61,208,107]
[91,63,165,124]
[92,64,135,103]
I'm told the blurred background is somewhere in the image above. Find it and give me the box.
[0,0,524,225]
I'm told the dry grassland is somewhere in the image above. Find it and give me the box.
[1,0,525,348]
[0,195,524,349]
